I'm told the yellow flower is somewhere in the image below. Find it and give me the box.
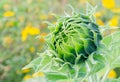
[27,26,40,35]
[29,47,35,53]
[3,36,13,45]
[111,7,120,13]
[32,72,44,77]
[3,11,15,17]
[21,25,40,41]
[39,14,47,20]
[108,70,116,78]
[94,11,104,18]
[22,68,30,73]
[23,75,32,80]
[21,29,28,41]
[96,19,104,26]
[102,0,115,9]
[108,16,119,27]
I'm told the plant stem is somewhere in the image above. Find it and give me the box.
[100,67,110,82]
[88,76,93,82]
[95,73,99,82]
[92,74,99,82]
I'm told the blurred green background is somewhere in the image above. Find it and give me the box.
[0,0,120,82]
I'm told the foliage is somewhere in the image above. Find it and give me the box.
[23,3,120,82]
[1,0,120,82]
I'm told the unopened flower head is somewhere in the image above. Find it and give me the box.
[46,13,102,64]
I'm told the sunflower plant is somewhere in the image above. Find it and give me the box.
[23,4,120,82]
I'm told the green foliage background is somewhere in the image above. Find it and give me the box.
[0,0,120,82]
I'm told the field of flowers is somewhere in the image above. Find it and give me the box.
[0,0,120,82]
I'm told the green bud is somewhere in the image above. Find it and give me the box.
[46,13,102,64]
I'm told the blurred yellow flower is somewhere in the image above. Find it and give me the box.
[22,68,30,73]
[32,72,44,77]
[94,11,104,18]
[102,0,115,9]
[96,19,104,26]
[39,14,47,20]
[3,36,13,45]
[23,75,32,80]
[3,11,15,17]
[23,72,44,80]
[21,29,28,41]
[111,7,120,13]
[108,70,116,78]
[108,16,119,26]
[21,25,40,41]
[29,47,35,53]
[27,27,40,35]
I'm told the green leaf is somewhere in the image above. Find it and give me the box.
[78,63,87,78]
[83,39,96,54]
[102,31,120,47]
[56,79,74,82]
[83,53,105,76]
[23,52,52,72]
[102,35,112,47]
[35,54,52,72]
[45,72,68,82]
[86,2,96,22]
[102,31,120,68]
[22,56,42,70]
[105,78,120,82]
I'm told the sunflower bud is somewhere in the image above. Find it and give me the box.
[47,13,102,64]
